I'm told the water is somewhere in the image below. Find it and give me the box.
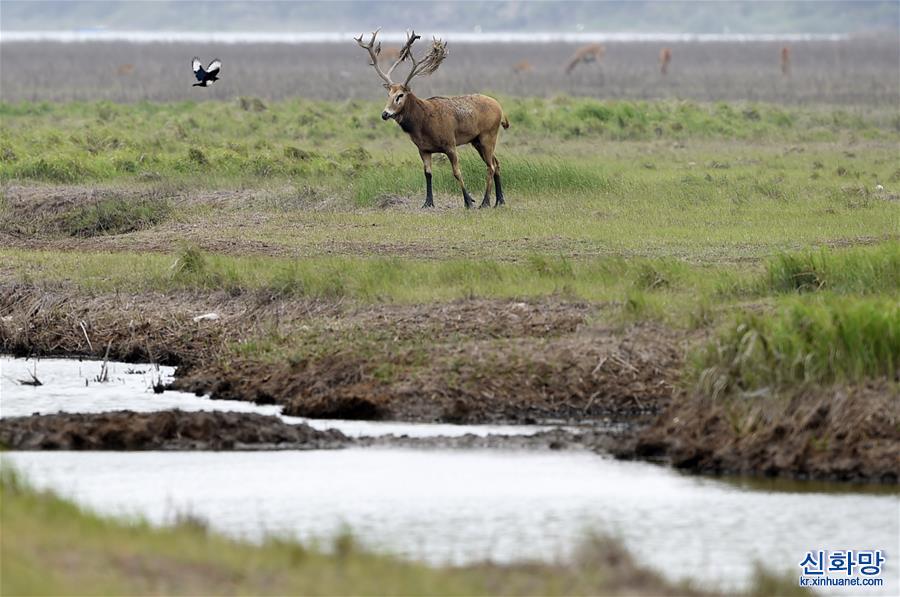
[0,356,560,437]
[4,450,897,593]
[2,355,897,593]
[0,30,850,44]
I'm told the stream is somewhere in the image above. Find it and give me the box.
[1,356,898,593]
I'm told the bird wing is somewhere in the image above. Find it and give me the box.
[205,59,221,77]
[192,57,206,81]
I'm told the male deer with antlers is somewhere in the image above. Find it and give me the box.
[355,29,509,209]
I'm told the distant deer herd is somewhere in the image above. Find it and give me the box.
[557,43,793,77]
[353,29,795,209]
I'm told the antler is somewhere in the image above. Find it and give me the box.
[403,33,448,87]
[355,28,448,89]
[355,28,403,86]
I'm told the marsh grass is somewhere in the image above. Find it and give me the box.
[352,154,613,205]
[1,98,896,189]
[762,244,900,295]
[62,197,171,237]
[0,195,171,237]
[3,244,897,328]
[695,297,900,398]
[0,248,747,311]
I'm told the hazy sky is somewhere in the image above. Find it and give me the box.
[2,1,897,34]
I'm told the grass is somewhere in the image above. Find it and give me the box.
[1,98,897,189]
[695,296,900,398]
[2,243,898,327]
[761,244,900,295]
[0,246,750,313]
[0,467,808,596]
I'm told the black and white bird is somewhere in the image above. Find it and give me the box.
[192,57,221,87]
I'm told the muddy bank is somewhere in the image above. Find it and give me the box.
[174,322,682,425]
[0,410,347,451]
[2,283,681,425]
[623,381,900,484]
[0,282,341,366]
[6,283,894,481]
[0,409,609,452]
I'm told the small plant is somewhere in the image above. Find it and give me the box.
[63,197,170,237]
[171,245,207,277]
[187,147,208,165]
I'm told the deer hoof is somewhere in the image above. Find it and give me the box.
[421,200,434,208]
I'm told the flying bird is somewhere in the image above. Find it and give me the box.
[192,57,221,87]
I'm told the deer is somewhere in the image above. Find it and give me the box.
[378,46,402,66]
[355,29,509,209]
[780,46,791,77]
[513,59,534,74]
[659,48,672,76]
[564,43,605,74]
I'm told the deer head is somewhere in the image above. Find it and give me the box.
[355,29,448,119]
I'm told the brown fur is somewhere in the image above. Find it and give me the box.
[377,47,402,65]
[513,60,533,74]
[565,44,605,74]
[781,46,791,77]
[356,29,509,209]
[659,48,672,76]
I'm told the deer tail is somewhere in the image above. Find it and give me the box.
[501,114,510,129]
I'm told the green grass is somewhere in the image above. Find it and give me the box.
[0,194,171,237]
[3,243,898,328]
[0,245,752,313]
[761,244,900,295]
[695,296,900,398]
[1,98,896,189]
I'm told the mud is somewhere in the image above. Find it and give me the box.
[0,410,348,451]
[0,409,612,452]
[174,321,682,425]
[624,381,900,484]
[2,283,678,426]
[0,283,341,366]
[3,282,897,481]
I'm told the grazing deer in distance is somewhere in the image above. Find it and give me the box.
[378,46,402,66]
[355,29,509,209]
[513,59,533,74]
[659,47,672,75]
[564,43,605,74]
[781,46,791,77]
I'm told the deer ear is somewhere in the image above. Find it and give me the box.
[383,83,391,89]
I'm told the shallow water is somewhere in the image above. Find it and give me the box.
[5,449,898,593]
[0,356,559,437]
[2,355,898,593]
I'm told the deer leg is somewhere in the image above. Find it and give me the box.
[420,151,434,208]
[492,156,505,207]
[446,149,474,209]
[472,139,495,209]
